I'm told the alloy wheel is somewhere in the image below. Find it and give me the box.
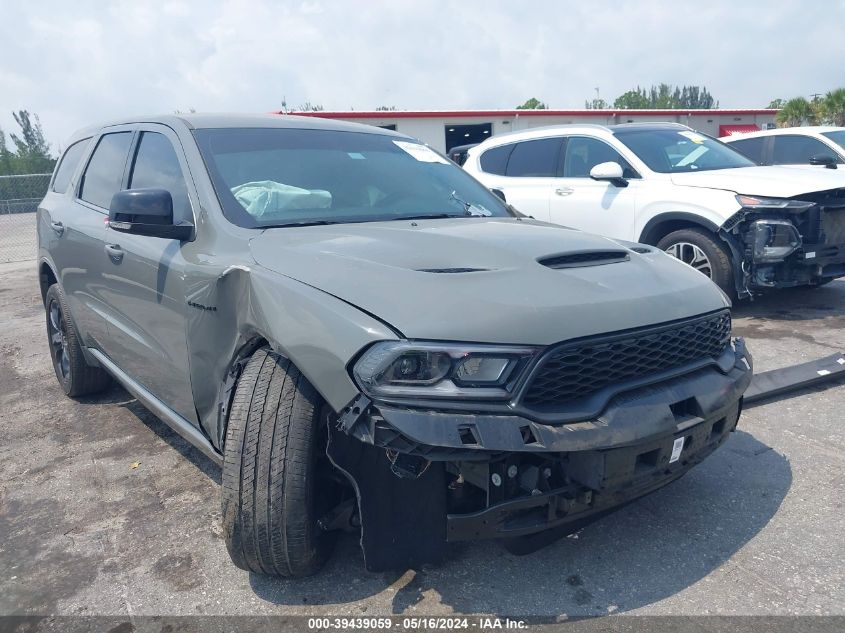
[48,299,70,383]
[664,241,713,278]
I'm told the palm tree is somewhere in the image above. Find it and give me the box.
[776,97,814,127]
[822,88,845,126]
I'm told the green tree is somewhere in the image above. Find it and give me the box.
[776,97,815,127]
[584,98,609,109]
[296,101,324,111]
[676,85,717,109]
[9,110,54,173]
[516,97,547,109]
[0,128,14,176]
[611,84,717,109]
[614,88,651,109]
[821,88,845,126]
[767,98,787,109]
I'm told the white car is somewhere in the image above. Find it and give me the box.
[724,126,845,170]
[463,123,845,298]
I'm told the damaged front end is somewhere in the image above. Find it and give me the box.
[721,188,845,297]
[325,311,753,571]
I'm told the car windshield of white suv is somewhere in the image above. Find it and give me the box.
[194,128,509,228]
[821,130,845,153]
[614,129,755,173]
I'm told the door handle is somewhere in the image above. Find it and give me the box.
[104,243,124,263]
[50,221,64,236]
[555,187,574,196]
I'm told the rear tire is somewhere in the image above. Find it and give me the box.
[44,284,111,397]
[221,347,336,577]
[657,228,735,297]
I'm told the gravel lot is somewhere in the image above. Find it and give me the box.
[1,259,844,618]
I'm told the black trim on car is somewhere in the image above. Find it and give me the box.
[638,212,721,245]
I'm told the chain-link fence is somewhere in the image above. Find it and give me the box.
[0,173,50,263]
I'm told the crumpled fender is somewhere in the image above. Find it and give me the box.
[183,261,398,449]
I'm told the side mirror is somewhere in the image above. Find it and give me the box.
[589,162,628,187]
[491,188,507,202]
[108,189,193,240]
[809,154,838,169]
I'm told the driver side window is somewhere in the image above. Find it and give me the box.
[128,132,192,222]
[562,137,638,179]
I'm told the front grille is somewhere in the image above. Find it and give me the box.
[522,311,732,408]
[822,208,845,244]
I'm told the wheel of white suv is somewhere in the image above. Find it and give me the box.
[221,347,338,577]
[657,228,735,297]
[44,284,111,397]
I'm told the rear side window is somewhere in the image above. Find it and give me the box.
[771,135,840,164]
[562,136,638,178]
[505,138,562,177]
[729,137,766,164]
[479,144,514,175]
[51,139,90,194]
[79,132,133,209]
[128,132,191,221]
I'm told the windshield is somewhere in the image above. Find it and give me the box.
[193,128,510,228]
[821,131,845,153]
[614,128,756,173]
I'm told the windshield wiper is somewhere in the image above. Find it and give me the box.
[449,190,492,216]
[264,220,342,228]
[390,213,470,221]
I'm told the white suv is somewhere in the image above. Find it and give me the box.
[724,126,845,170]
[463,123,845,298]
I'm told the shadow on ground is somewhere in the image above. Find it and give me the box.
[241,430,790,616]
[78,384,222,484]
[732,281,845,325]
[94,379,791,616]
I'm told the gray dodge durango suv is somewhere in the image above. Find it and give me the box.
[38,114,752,576]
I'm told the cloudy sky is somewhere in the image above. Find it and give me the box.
[2,0,844,151]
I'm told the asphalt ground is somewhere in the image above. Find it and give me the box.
[1,259,844,618]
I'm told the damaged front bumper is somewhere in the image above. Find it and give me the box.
[722,192,845,295]
[328,338,752,570]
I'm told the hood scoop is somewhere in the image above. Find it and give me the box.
[538,250,630,269]
[417,267,490,273]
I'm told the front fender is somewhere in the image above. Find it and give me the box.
[184,263,399,449]
[636,189,740,243]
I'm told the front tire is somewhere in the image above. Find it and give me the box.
[221,348,336,577]
[657,228,735,296]
[44,284,111,397]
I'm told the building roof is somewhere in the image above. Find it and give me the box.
[278,108,779,120]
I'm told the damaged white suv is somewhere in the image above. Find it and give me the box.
[464,123,845,297]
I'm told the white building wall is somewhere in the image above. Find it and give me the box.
[329,111,777,151]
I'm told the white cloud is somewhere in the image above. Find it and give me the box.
[1,0,844,151]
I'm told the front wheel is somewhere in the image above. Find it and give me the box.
[221,348,337,577]
[657,228,735,297]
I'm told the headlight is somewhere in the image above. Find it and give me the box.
[352,341,538,400]
[749,219,801,262]
[736,195,814,212]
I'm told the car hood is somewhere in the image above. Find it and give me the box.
[670,165,845,197]
[249,218,729,345]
